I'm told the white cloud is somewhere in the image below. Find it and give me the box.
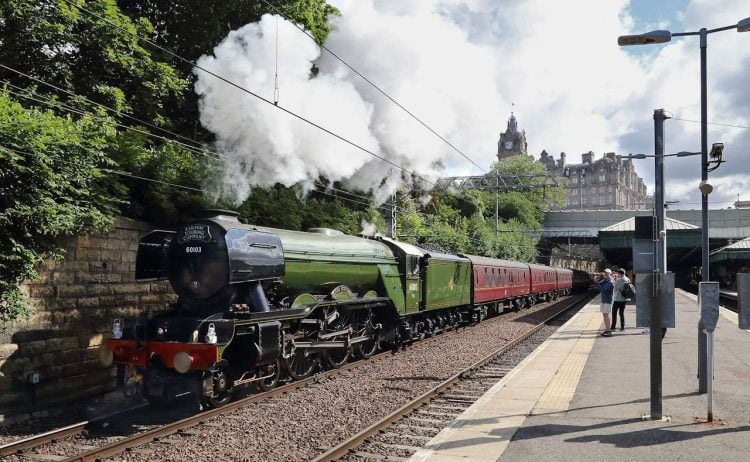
[195,0,750,207]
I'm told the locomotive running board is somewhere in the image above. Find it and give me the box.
[234,297,393,322]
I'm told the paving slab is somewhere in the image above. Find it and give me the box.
[502,289,750,462]
[410,290,750,462]
[410,296,602,461]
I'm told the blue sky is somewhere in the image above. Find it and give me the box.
[628,0,690,31]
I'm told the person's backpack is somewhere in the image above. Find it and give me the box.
[621,282,636,300]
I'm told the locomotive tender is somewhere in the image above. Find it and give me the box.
[100,210,575,407]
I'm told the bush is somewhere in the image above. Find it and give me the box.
[0,91,116,324]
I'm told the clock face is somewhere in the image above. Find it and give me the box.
[504,141,513,150]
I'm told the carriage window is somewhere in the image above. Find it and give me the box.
[484,268,489,288]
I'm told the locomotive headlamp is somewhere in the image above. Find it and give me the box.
[112,318,123,339]
[173,352,193,373]
[99,346,114,367]
[205,323,218,344]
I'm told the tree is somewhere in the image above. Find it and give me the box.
[397,155,568,262]
[0,91,116,323]
[0,0,186,126]
[116,0,339,139]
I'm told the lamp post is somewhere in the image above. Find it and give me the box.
[618,17,748,394]
[625,140,723,419]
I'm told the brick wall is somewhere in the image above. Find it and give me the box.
[0,218,175,418]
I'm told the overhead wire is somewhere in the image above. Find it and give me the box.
[58,0,440,189]
[2,81,396,211]
[671,117,749,130]
[1,145,207,192]
[258,0,487,174]
[0,81,223,162]
[0,63,221,155]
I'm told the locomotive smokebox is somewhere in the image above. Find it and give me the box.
[135,210,284,311]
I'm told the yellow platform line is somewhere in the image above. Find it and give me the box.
[409,300,603,462]
[531,313,601,414]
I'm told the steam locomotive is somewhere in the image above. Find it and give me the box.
[100,210,581,408]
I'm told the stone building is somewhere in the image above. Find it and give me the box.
[495,112,649,210]
[540,150,650,210]
[497,113,528,161]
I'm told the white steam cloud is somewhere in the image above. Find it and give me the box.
[195,0,750,209]
[195,2,506,204]
[360,220,380,237]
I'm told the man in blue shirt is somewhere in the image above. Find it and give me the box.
[594,269,615,337]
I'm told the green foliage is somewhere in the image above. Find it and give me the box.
[397,156,567,262]
[116,0,339,138]
[0,91,116,323]
[119,0,337,59]
[0,0,187,126]
[235,185,385,235]
[108,130,213,224]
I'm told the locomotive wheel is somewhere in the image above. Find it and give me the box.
[322,306,352,368]
[354,337,379,359]
[283,348,319,380]
[257,361,281,392]
[353,309,379,360]
[323,345,351,368]
[203,369,232,408]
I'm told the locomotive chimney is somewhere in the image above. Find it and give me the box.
[201,209,241,223]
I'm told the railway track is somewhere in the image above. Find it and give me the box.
[0,347,395,462]
[1,294,588,462]
[311,293,590,462]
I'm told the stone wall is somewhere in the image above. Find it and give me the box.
[0,218,175,419]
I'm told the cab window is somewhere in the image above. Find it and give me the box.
[408,255,419,275]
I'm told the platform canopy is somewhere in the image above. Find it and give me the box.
[710,237,750,263]
[599,216,701,250]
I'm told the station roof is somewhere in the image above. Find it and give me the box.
[600,217,699,233]
[710,237,750,263]
[542,209,750,239]
[598,216,701,250]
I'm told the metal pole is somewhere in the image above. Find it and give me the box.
[388,192,397,238]
[698,27,709,393]
[650,108,666,420]
[707,330,714,421]
[495,190,499,235]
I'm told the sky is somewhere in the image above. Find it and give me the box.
[196,0,750,208]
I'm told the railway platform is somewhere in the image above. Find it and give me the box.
[409,289,750,462]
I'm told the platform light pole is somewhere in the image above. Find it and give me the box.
[627,141,709,420]
[618,16,749,394]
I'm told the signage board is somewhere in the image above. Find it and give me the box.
[635,272,675,328]
[699,282,720,332]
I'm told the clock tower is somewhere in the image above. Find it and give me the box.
[497,112,528,161]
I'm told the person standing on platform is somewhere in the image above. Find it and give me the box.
[611,268,630,331]
[594,269,614,337]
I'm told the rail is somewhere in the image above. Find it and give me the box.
[310,293,591,461]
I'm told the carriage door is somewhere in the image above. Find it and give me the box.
[405,255,422,313]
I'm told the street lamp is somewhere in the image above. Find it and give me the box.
[619,17,749,398]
